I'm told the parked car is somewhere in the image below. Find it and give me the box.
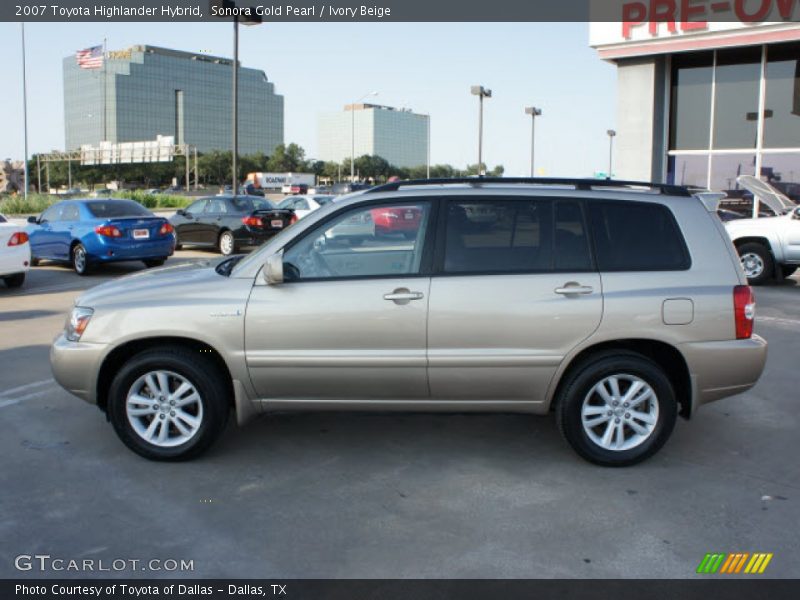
[91,189,114,198]
[51,178,767,465]
[276,195,335,220]
[332,182,371,195]
[170,195,295,256]
[281,183,309,195]
[723,175,800,285]
[26,199,175,275]
[0,214,30,288]
[371,205,424,239]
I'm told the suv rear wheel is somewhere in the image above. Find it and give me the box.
[107,346,230,461]
[556,351,677,466]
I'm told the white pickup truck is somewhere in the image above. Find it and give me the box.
[724,176,800,285]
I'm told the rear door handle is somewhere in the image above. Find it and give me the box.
[554,283,594,296]
[384,288,424,304]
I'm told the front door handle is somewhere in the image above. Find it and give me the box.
[384,288,424,304]
[554,283,594,296]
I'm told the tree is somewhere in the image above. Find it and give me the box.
[266,143,307,172]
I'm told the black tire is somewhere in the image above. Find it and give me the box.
[555,351,678,467]
[143,259,166,268]
[781,265,797,279]
[737,242,773,286]
[107,346,230,461]
[218,230,236,256]
[72,243,91,275]
[3,272,25,288]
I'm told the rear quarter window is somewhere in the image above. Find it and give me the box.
[588,201,690,271]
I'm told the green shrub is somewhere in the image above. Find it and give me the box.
[0,190,193,215]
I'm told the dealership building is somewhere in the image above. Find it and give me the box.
[590,21,800,202]
[317,104,429,169]
[63,45,284,155]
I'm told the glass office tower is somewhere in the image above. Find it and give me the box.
[64,45,284,155]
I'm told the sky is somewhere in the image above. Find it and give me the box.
[0,22,616,177]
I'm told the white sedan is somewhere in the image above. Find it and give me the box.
[0,214,31,288]
[277,195,335,220]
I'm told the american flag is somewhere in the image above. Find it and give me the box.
[76,45,103,69]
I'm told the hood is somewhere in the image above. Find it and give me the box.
[736,175,797,215]
[76,258,219,308]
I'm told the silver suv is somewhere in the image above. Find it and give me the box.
[51,178,767,466]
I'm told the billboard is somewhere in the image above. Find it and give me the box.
[81,135,176,165]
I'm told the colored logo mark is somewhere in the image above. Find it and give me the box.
[696,553,773,574]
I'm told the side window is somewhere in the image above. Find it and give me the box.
[554,200,592,271]
[443,199,553,273]
[40,205,61,223]
[60,204,80,221]
[294,199,310,210]
[207,199,228,214]
[588,201,690,271]
[185,199,207,216]
[282,201,431,281]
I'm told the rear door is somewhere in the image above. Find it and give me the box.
[427,196,602,402]
[53,203,80,260]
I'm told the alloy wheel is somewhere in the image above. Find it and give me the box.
[740,253,764,279]
[581,374,659,452]
[125,370,204,447]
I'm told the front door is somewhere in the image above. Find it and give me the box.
[29,204,63,259]
[782,209,800,263]
[427,197,603,402]
[245,199,434,400]
[175,199,208,245]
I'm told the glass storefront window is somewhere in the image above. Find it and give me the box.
[669,52,713,151]
[760,153,800,202]
[712,47,762,149]
[709,154,756,195]
[763,43,800,149]
[667,154,709,188]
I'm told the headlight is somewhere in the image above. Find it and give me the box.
[65,307,94,342]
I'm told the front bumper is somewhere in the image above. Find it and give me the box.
[680,335,768,413]
[50,333,108,405]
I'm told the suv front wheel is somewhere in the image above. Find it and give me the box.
[556,351,677,466]
[107,346,230,461]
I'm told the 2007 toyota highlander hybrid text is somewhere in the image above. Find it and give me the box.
[50,178,768,466]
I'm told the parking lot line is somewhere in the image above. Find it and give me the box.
[0,378,55,400]
[758,315,800,329]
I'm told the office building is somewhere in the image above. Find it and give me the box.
[318,104,429,169]
[63,45,284,155]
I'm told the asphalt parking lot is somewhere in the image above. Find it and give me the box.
[1,254,798,579]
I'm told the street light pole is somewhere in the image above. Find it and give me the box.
[471,85,492,175]
[606,129,616,178]
[524,106,542,177]
[21,23,29,200]
[351,91,378,181]
[426,113,430,179]
[231,15,239,194]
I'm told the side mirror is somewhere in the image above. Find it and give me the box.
[175,209,186,216]
[27,216,38,224]
[263,252,284,285]
[793,208,800,220]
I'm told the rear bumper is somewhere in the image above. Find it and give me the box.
[0,244,31,276]
[90,235,175,261]
[50,333,107,405]
[680,335,767,412]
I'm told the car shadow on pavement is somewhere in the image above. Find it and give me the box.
[0,309,60,322]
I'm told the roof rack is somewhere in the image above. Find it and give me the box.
[364,177,692,197]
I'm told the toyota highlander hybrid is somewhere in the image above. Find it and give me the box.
[50,178,767,466]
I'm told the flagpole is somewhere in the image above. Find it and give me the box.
[103,38,107,143]
[21,23,29,200]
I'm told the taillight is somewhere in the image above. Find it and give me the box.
[242,216,263,227]
[8,232,29,246]
[289,213,298,225]
[95,225,123,238]
[159,222,174,236]
[734,285,755,339]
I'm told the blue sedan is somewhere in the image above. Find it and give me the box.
[26,199,176,275]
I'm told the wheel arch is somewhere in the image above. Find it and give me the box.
[549,339,693,419]
[95,336,234,416]
[732,236,782,264]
